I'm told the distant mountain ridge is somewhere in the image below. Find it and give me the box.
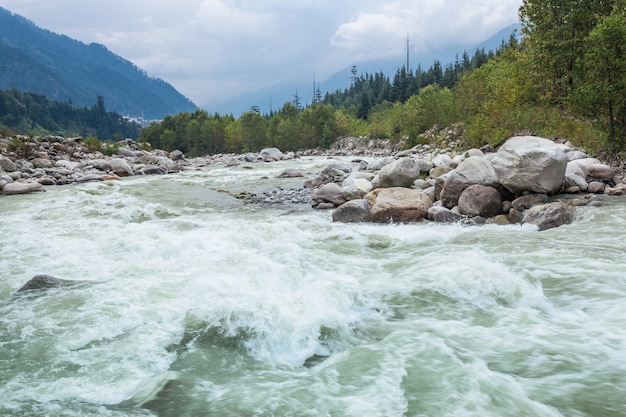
[204,23,521,116]
[0,7,197,120]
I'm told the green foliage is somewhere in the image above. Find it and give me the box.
[84,135,102,153]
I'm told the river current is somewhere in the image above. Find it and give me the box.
[1,157,625,417]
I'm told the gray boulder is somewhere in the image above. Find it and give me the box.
[276,168,304,178]
[312,182,346,207]
[490,136,568,194]
[427,205,462,223]
[373,157,425,188]
[169,150,184,161]
[457,184,502,217]
[587,163,615,181]
[140,165,167,175]
[16,275,80,293]
[440,156,498,208]
[0,156,17,172]
[110,158,134,176]
[1,181,45,195]
[89,159,111,172]
[511,193,548,211]
[332,199,371,223]
[522,202,574,231]
[366,187,432,223]
[342,172,374,200]
[260,148,284,161]
[32,158,53,169]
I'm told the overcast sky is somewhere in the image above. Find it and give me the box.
[3,0,522,106]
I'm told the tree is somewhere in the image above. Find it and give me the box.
[519,0,616,103]
[574,3,626,146]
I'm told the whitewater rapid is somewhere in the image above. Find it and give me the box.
[1,157,625,416]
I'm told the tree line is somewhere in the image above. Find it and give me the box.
[0,89,141,139]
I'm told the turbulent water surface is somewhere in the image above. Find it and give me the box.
[1,157,625,417]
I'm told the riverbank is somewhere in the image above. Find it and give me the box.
[1,134,625,230]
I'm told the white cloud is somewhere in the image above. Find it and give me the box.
[1,0,522,105]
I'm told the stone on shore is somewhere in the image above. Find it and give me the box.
[440,156,498,208]
[373,157,427,188]
[1,181,45,195]
[366,187,432,223]
[260,148,284,161]
[490,136,568,194]
[427,205,462,223]
[522,202,575,231]
[110,158,134,176]
[0,156,17,172]
[332,199,371,223]
[457,184,502,217]
[312,182,346,207]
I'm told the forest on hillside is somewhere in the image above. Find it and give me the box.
[0,90,141,140]
[139,0,626,158]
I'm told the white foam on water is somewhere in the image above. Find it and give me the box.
[2,163,626,416]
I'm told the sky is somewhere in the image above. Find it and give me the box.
[2,0,522,107]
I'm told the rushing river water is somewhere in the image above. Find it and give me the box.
[1,157,625,417]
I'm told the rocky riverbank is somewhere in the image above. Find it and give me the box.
[1,134,625,230]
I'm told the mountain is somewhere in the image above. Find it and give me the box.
[0,7,197,120]
[204,23,521,116]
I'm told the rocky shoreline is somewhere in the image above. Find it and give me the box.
[1,134,625,231]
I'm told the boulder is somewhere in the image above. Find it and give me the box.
[1,181,45,195]
[332,199,371,223]
[587,163,615,181]
[76,174,104,183]
[522,202,574,231]
[457,184,502,217]
[110,158,134,176]
[0,156,17,172]
[342,172,374,200]
[566,150,587,161]
[260,148,284,161]
[427,205,462,223]
[563,172,589,192]
[511,193,548,211]
[588,181,606,194]
[140,165,167,175]
[312,182,346,207]
[55,160,79,170]
[169,150,184,161]
[366,187,432,223]
[89,159,111,172]
[32,158,53,169]
[276,168,304,178]
[490,136,568,194]
[440,156,498,208]
[373,157,425,188]
[16,275,79,293]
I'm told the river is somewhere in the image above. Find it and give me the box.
[1,157,625,417]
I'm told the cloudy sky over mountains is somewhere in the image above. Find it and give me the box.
[3,0,522,105]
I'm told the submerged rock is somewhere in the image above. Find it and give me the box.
[16,275,80,293]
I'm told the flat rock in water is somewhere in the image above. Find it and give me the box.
[1,182,45,195]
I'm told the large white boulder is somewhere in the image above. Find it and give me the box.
[490,136,567,195]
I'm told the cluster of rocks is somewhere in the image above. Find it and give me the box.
[2,133,624,232]
[0,135,191,194]
[307,136,625,231]
[0,134,301,195]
